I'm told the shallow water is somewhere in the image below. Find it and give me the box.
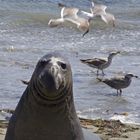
[0,0,140,124]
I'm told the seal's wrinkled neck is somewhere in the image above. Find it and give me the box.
[27,78,73,108]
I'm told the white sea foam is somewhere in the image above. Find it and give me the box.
[110,114,140,125]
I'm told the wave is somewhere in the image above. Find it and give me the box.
[110,114,140,125]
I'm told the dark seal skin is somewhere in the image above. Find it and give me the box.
[5,52,84,140]
[5,52,101,140]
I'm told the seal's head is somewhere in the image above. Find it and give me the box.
[29,52,72,104]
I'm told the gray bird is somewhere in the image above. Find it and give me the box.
[97,73,138,95]
[80,51,120,76]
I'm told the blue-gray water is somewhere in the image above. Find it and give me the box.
[0,0,140,124]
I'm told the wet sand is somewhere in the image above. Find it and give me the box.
[0,117,140,140]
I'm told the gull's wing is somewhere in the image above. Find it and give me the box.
[103,77,126,88]
[48,18,64,27]
[58,3,79,18]
[80,58,107,66]
[80,10,94,19]
[101,12,115,26]
[92,4,107,16]
[61,7,79,18]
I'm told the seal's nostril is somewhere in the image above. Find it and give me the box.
[51,67,55,73]
[51,66,59,76]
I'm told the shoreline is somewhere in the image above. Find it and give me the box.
[0,118,140,140]
[79,118,140,140]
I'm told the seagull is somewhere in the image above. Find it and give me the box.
[97,73,138,95]
[91,2,115,27]
[48,3,94,36]
[48,2,116,35]
[80,51,120,76]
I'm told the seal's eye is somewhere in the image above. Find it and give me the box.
[60,63,67,70]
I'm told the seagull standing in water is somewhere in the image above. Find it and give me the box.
[91,2,115,27]
[80,51,120,76]
[97,73,138,95]
[48,3,94,36]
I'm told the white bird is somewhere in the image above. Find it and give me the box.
[91,2,115,27]
[48,2,116,36]
[48,3,94,36]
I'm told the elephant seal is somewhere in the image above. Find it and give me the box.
[5,52,101,140]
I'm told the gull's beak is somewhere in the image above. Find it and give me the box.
[117,51,121,54]
[134,75,139,78]
[112,51,120,56]
[114,51,120,55]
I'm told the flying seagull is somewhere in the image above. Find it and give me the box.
[91,2,115,27]
[48,3,94,37]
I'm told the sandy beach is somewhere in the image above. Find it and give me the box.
[80,118,140,140]
[0,117,140,140]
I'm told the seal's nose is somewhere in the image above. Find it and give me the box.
[51,65,59,77]
[50,65,62,90]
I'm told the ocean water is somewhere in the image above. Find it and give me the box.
[0,0,140,124]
